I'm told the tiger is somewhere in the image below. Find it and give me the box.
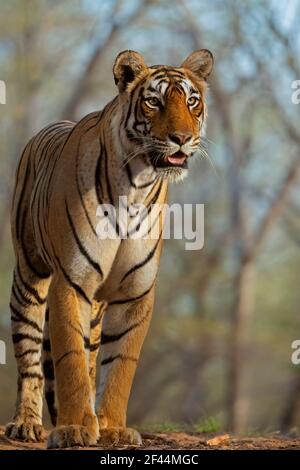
[5,49,213,448]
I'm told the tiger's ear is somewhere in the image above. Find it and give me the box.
[181,49,214,80]
[113,50,147,93]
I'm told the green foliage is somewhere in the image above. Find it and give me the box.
[194,417,221,434]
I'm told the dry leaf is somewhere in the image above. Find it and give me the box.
[206,434,230,446]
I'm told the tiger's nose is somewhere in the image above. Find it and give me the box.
[168,132,192,146]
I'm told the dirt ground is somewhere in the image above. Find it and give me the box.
[0,426,300,450]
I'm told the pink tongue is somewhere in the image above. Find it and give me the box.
[167,155,186,165]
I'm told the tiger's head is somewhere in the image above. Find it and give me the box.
[113,49,213,181]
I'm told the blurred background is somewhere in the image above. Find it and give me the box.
[1,0,300,434]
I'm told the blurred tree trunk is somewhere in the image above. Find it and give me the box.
[179,338,212,423]
[227,257,255,431]
[280,374,300,432]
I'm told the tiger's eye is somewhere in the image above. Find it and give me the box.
[187,96,199,106]
[146,97,159,107]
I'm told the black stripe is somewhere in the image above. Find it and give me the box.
[41,128,71,216]
[16,162,30,241]
[66,320,84,339]
[121,230,162,283]
[13,139,33,206]
[45,390,57,426]
[127,180,163,237]
[43,359,55,380]
[81,112,102,134]
[55,255,92,305]
[16,265,47,305]
[84,336,90,349]
[132,88,146,134]
[10,303,43,333]
[103,144,121,237]
[15,348,39,358]
[12,333,42,344]
[125,163,136,188]
[55,350,83,367]
[90,310,102,329]
[124,97,133,129]
[145,207,162,237]
[95,142,104,205]
[101,322,139,345]
[90,341,100,352]
[151,68,171,75]
[29,360,41,367]
[168,73,187,82]
[35,123,72,155]
[125,129,136,142]
[109,280,155,306]
[150,72,168,80]
[13,273,34,306]
[19,209,51,279]
[11,283,27,308]
[30,153,53,265]
[43,339,51,352]
[128,75,148,99]
[34,125,63,175]
[101,354,137,366]
[30,129,58,215]
[35,131,63,265]
[13,273,37,307]
[104,146,114,205]
[20,372,43,380]
[75,144,98,236]
[65,200,103,276]
[137,90,150,132]
[146,179,163,208]
[44,124,76,216]
[23,405,40,419]
[156,78,170,92]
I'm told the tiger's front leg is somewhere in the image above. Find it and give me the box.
[96,287,154,446]
[47,273,99,449]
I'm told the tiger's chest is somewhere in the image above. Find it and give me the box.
[95,222,163,303]
[91,160,164,302]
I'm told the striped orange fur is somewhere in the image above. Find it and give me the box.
[6,49,213,448]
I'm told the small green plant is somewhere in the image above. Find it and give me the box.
[194,416,220,433]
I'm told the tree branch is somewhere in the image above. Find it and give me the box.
[61,0,152,120]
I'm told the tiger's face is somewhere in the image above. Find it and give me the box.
[114,49,213,181]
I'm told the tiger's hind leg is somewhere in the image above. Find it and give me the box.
[5,259,51,442]
[96,288,154,446]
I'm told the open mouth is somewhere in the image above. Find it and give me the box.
[165,151,188,167]
[153,151,188,169]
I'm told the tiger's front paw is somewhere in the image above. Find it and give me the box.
[99,427,142,447]
[5,421,45,442]
[47,424,98,449]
